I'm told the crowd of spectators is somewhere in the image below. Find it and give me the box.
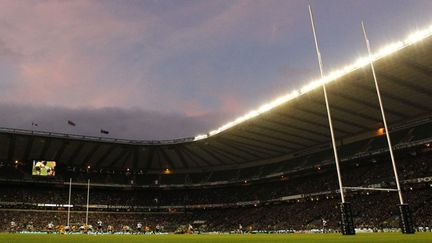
[1,151,431,206]
[0,187,431,232]
[0,149,431,232]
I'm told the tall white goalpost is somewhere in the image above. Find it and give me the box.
[361,21,415,234]
[86,179,90,226]
[67,178,72,227]
[307,4,355,235]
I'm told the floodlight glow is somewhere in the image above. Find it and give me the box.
[194,134,208,140]
[193,23,432,141]
[405,26,432,44]
[300,80,321,94]
[374,42,404,58]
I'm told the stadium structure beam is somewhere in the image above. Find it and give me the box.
[179,146,205,167]
[272,111,353,135]
[54,140,69,162]
[23,136,34,162]
[327,89,408,119]
[224,133,291,154]
[251,123,316,146]
[199,146,232,165]
[7,134,16,162]
[181,146,214,167]
[362,22,415,234]
[292,104,372,131]
[229,142,272,159]
[307,98,379,125]
[243,128,306,150]
[144,147,155,170]
[400,57,432,77]
[93,144,116,168]
[158,147,176,169]
[254,120,323,144]
[350,81,431,112]
[133,147,140,170]
[376,71,432,97]
[213,137,274,158]
[68,142,85,165]
[39,138,52,160]
[80,143,101,166]
[172,147,190,169]
[218,137,279,156]
[200,141,243,163]
[180,147,208,167]
[260,117,330,139]
[106,147,130,168]
[308,4,354,235]
[240,127,305,148]
[120,151,133,169]
[155,148,165,170]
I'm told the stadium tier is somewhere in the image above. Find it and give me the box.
[1,120,431,186]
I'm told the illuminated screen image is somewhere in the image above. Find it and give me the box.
[32,160,56,176]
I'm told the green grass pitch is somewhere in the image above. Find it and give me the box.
[1,233,431,243]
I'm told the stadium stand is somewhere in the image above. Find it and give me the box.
[0,143,431,233]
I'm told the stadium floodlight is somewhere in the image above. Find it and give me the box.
[374,42,404,58]
[194,134,208,140]
[163,168,173,175]
[193,23,432,141]
[405,26,432,44]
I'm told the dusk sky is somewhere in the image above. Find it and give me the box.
[1,0,432,140]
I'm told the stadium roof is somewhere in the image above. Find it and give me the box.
[1,26,432,173]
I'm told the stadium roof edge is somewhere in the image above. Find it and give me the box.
[0,127,196,145]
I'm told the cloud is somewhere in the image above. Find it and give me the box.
[0,39,22,58]
[0,0,326,139]
[2,0,430,138]
[0,0,155,107]
[0,0,305,111]
[0,102,232,140]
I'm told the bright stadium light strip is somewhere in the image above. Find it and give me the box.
[194,24,432,141]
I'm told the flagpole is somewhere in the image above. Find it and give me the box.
[85,179,90,225]
[67,178,72,227]
[361,21,414,234]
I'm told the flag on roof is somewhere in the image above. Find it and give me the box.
[100,129,109,134]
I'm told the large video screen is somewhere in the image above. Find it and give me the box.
[32,160,56,176]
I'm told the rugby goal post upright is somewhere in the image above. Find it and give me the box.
[67,178,72,227]
[308,4,355,235]
[85,179,90,226]
[361,22,415,234]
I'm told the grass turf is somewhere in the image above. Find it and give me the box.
[1,233,431,243]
